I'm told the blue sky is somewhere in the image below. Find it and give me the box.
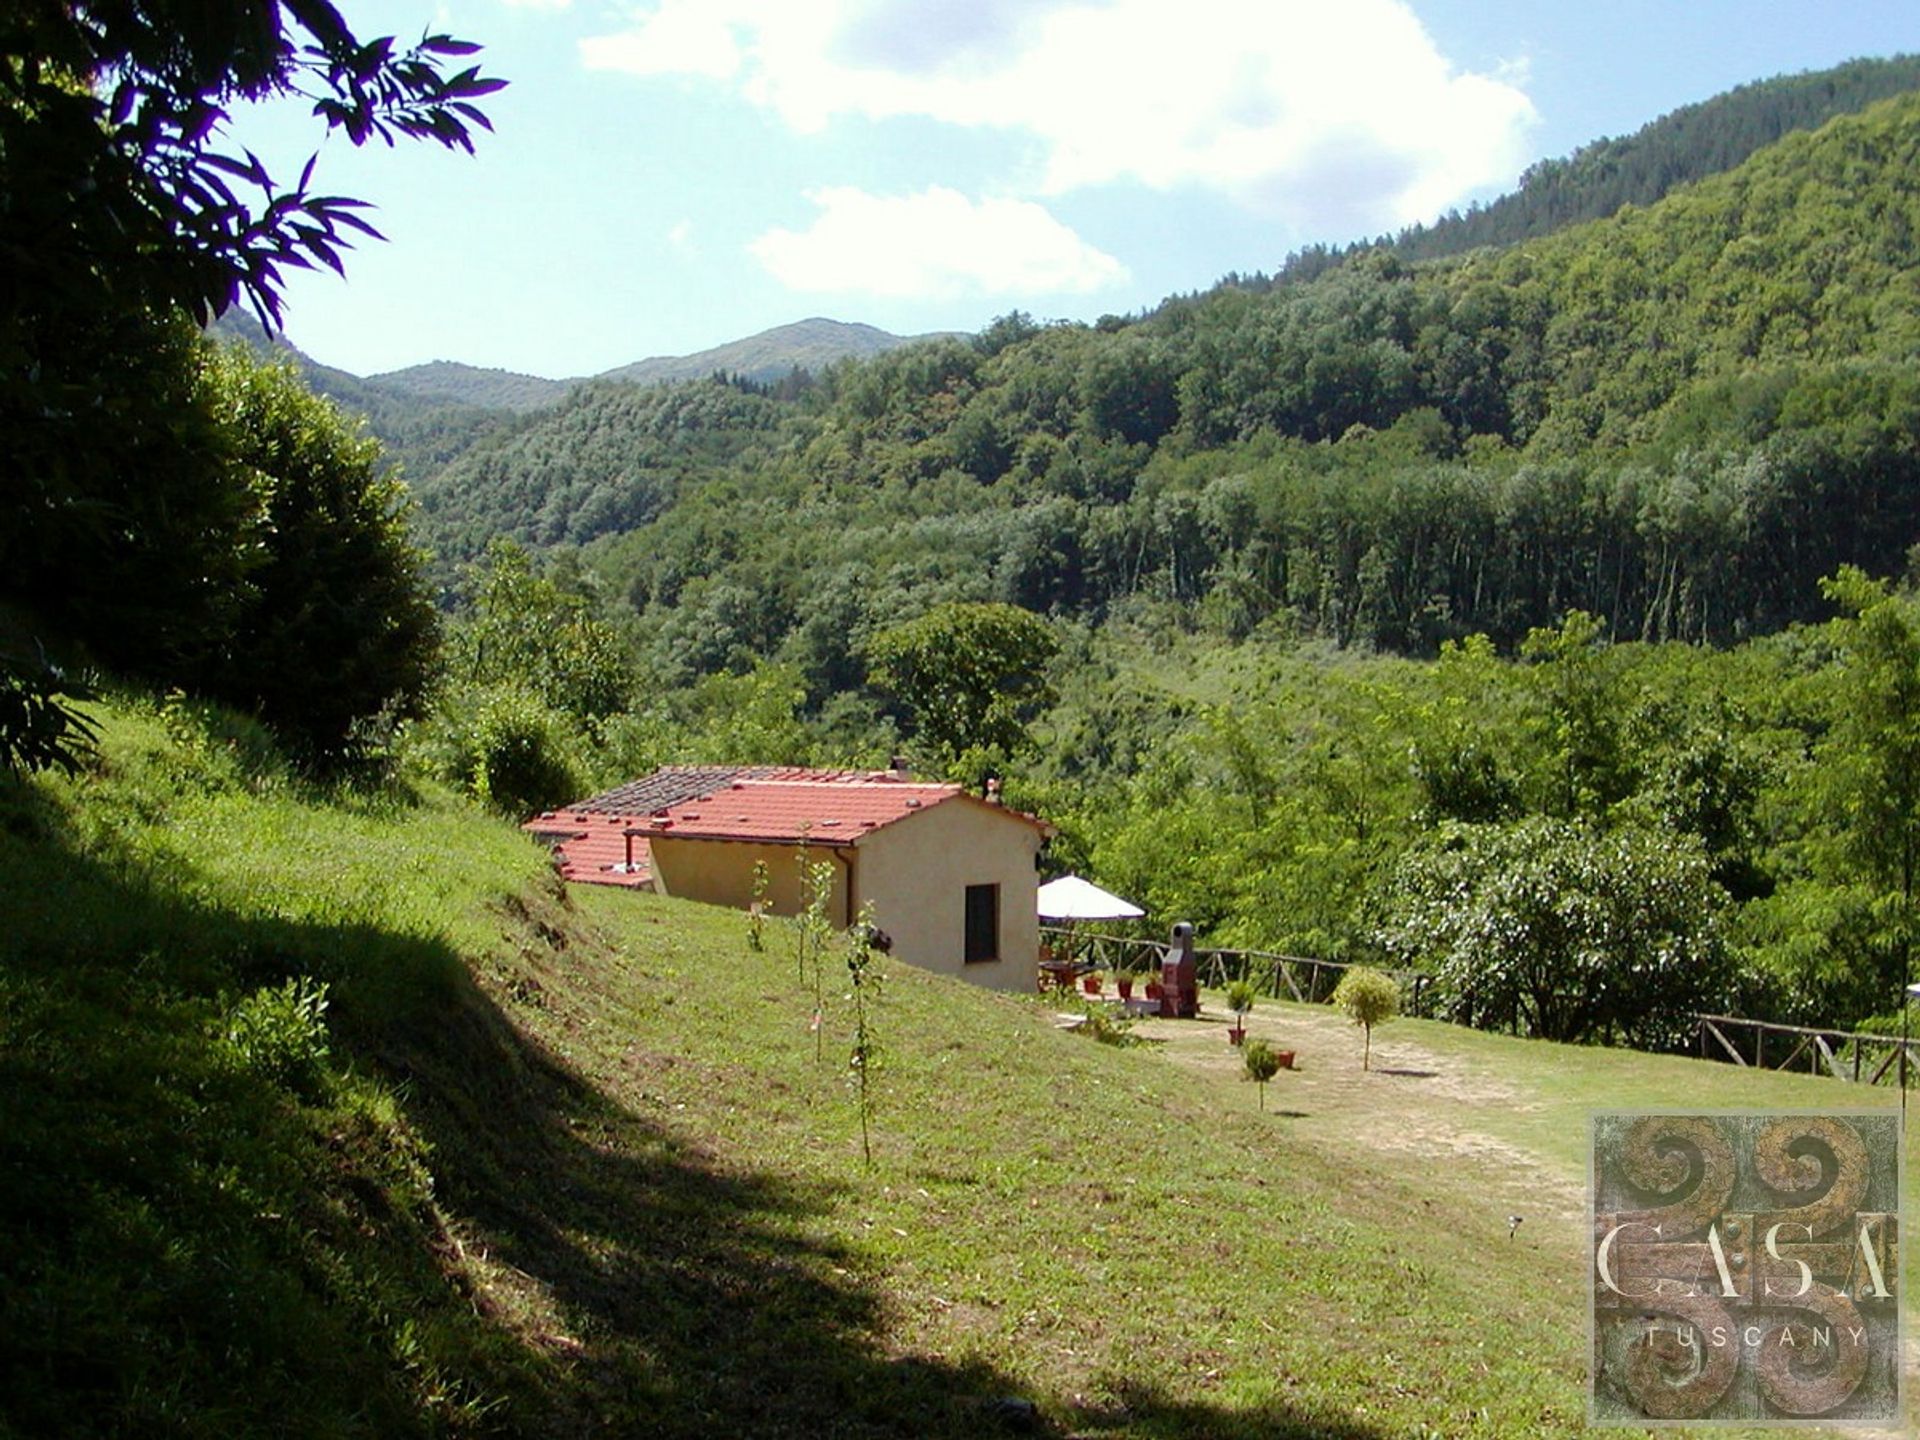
[227,0,1920,380]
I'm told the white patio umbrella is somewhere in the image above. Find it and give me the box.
[1037,874,1145,922]
[1038,875,1146,991]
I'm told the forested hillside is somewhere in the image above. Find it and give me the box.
[596,316,948,388]
[211,313,521,485]
[412,380,793,563]
[365,359,570,413]
[412,90,1920,666]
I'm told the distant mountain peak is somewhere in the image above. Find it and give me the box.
[363,360,569,414]
[592,317,946,389]
[221,316,950,414]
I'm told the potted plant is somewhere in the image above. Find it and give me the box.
[1116,967,1136,1000]
[1224,979,1257,1046]
[1082,971,1103,996]
[1144,971,1163,1001]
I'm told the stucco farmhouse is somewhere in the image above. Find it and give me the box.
[525,766,1052,992]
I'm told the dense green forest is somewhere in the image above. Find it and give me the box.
[413,89,1920,662]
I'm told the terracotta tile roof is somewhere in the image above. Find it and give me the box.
[641,779,970,845]
[565,764,908,815]
[524,811,654,887]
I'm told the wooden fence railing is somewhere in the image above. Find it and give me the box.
[1042,929,1917,1085]
[1691,1013,1920,1086]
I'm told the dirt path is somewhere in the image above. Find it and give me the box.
[1128,1000,1588,1226]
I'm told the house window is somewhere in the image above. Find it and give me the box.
[964,883,999,963]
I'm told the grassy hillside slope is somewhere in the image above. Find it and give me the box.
[1,696,1902,1437]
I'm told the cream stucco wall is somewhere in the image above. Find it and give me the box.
[646,800,1044,992]
[851,798,1044,993]
[650,838,850,923]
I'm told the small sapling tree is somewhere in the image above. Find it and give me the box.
[1243,1038,1282,1111]
[1225,979,1258,1042]
[795,854,837,1063]
[1332,967,1401,1071]
[747,860,770,952]
[845,903,885,1168]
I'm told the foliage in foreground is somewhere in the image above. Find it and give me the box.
[0,700,534,1437]
[0,650,98,776]
[1,0,497,772]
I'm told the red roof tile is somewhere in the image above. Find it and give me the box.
[642,780,968,845]
[525,811,653,887]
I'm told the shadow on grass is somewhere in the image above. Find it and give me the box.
[364,929,1411,1439]
[0,784,1404,1440]
[1076,1377,1395,1439]
[1373,1068,1438,1079]
[0,787,499,1436]
[369,951,1039,1438]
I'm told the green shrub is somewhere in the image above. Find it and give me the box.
[222,977,332,1097]
[1375,818,1725,1048]
[1073,1001,1138,1047]
[202,347,440,767]
[157,688,289,794]
[418,684,584,816]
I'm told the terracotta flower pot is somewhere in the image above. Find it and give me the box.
[1275,1050,1295,1069]
[1083,976,1102,996]
[1117,978,1134,999]
[1228,1026,1245,1047]
[1144,981,1163,1000]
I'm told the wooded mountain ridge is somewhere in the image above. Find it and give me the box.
[218,314,943,414]
[235,57,1919,494]
[379,78,1920,692]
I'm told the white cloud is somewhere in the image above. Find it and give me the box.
[582,0,1538,230]
[580,2,742,79]
[750,187,1128,297]
[667,218,696,253]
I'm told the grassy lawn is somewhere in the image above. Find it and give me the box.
[1160,990,1864,1176]
[2,696,1908,1436]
